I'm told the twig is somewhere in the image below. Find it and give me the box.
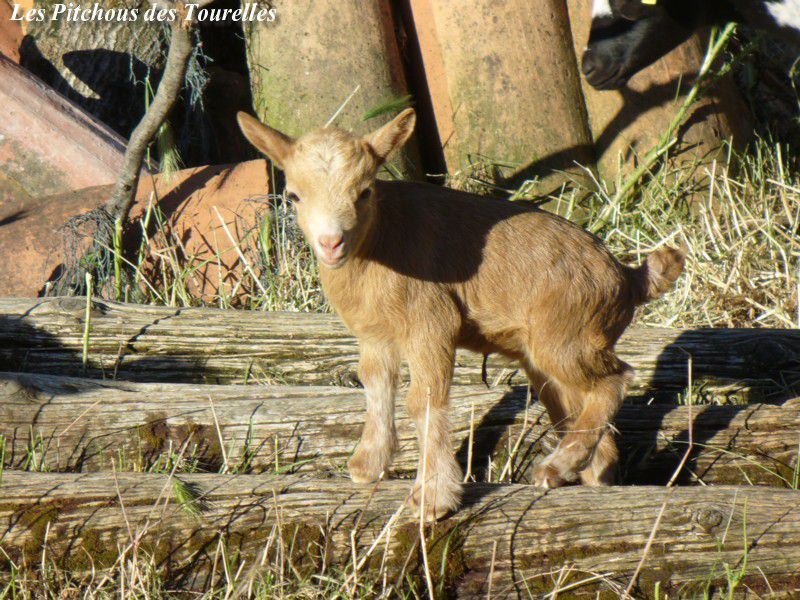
[498,382,533,482]
[542,569,619,599]
[75,8,198,293]
[341,500,406,588]
[418,389,436,600]
[667,356,694,487]
[325,85,361,127]
[622,494,671,599]
[464,400,475,483]
[209,396,229,474]
[82,274,92,371]
[103,19,194,223]
[213,206,267,294]
[112,463,135,544]
[57,397,103,438]
[486,539,498,599]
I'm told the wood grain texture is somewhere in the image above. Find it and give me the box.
[2,372,798,486]
[0,472,798,597]
[1,297,798,403]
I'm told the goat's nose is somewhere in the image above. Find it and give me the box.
[581,48,623,90]
[316,234,346,265]
[581,48,602,77]
[318,234,344,253]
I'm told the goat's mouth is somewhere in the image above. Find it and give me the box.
[588,71,630,90]
[582,53,630,90]
[317,250,349,269]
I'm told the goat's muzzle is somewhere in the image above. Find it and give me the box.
[582,47,628,90]
[317,233,347,268]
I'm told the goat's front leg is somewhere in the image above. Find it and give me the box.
[405,336,460,522]
[348,339,401,484]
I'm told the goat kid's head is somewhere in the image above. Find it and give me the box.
[238,109,416,269]
[583,0,707,89]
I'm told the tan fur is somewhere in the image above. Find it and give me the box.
[238,109,686,521]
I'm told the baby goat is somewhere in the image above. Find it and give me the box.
[238,109,685,521]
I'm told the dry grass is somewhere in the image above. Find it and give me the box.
[84,135,799,335]
[95,191,327,313]
[587,139,800,330]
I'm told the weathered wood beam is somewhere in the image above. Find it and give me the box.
[2,372,798,486]
[0,472,798,597]
[1,298,798,403]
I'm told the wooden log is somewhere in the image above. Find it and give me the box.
[1,472,799,597]
[404,0,595,196]
[2,372,798,486]
[0,297,797,402]
[243,0,421,178]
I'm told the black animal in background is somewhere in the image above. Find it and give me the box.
[582,0,800,90]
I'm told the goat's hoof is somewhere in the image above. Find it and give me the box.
[532,459,578,489]
[579,463,617,486]
[407,479,461,522]
[347,453,384,484]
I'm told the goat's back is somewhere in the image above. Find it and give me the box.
[359,181,638,349]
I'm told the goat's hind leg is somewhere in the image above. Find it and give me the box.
[532,354,631,488]
[348,339,401,484]
[579,433,618,486]
[523,365,572,437]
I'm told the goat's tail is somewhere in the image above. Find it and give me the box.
[630,245,686,304]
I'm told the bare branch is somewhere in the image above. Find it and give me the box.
[103,20,194,221]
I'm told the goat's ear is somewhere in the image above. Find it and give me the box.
[237,112,294,169]
[365,108,416,162]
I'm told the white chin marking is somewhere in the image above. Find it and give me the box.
[766,0,800,31]
[320,255,345,268]
[592,0,613,18]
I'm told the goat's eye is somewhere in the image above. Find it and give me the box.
[356,188,372,204]
[286,191,300,204]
